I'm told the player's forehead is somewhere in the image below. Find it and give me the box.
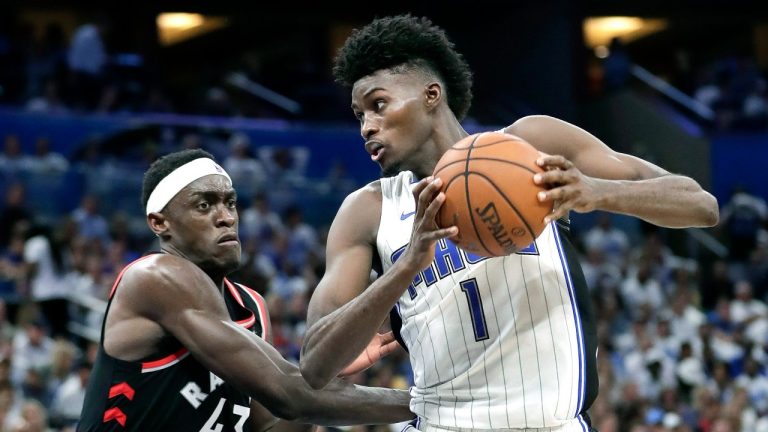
[351,69,421,106]
[180,175,235,198]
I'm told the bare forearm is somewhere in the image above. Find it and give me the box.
[193,322,411,425]
[301,262,416,389]
[595,175,719,228]
[292,377,412,425]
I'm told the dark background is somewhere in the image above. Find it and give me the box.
[4,0,767,124]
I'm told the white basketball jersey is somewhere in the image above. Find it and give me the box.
[377,171,597,429]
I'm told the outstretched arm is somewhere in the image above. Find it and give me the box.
[125,255,411,425]
[339,331,401,377]
[506,115,719,228]
[301,178,456,389]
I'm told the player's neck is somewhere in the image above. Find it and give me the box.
[434,115,468,152]
[160,244,227,289]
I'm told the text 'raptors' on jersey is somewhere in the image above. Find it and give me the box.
[78,256,270,432]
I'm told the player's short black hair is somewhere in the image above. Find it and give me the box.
[333,14,474,121]
[141,149,216,210]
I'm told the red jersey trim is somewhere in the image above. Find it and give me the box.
[108,254,155,299]
[141,347,190,373]
[224,278,255,328]
[238,284,270,342]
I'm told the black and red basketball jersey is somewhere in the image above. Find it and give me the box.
[78,255,270,431]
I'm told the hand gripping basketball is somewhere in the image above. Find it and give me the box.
[433,132,553,257]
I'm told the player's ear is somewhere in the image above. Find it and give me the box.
[424,82,442,111]
[147,212,170,239]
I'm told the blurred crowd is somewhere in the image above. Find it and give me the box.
[692,57,768,132]
[2,17,767,132]
[0,19,170,116]
[581,205,768,432]
[0,131,763,432]
[591,38,768,132]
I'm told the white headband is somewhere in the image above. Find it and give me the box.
[146,158,232,215]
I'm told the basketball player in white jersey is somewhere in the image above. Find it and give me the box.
[300,15,719,432]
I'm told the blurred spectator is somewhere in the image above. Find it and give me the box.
[0,301,16,361]
[46,341,76,400]
[66,19,109,110]
[282,205,320,269]
[240,193,284,242]
[9,320,53,388]
[143,86,174,113]
[24,137,69,174]
[324,160,357,195]
[258,146,310,185]
[707,297,736,334]
[693,57,768,131]
[582,246,623,295]
[0,135,31,175]
[719,187,768,263]
[666,288,706,345]
[0,184,31,250]
[695,67,730,111]
[623,329,676,400]
[181,132,203,151]
[730,280,768,345]
[0,223,28,314]
[654,314,681,360]
[621,258,665,319]
[70,195,110,248]
[268,260,309,304]
[201,86,239,117]
[583,213,630,267]
[700,260,735,311]
[223,133,266,197]
[742,79,768,129]
[49,359,90,429]
[707,362,736,405]
[233,237,276,293]
[602,37,631,92]
[734,357,768,414]
[24,79,68,115]
[7,398,51,432]
[23,22,67,102]
[20,224,69,336]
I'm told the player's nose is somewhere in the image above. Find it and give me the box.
[215,204,236,227]
[361,114,379,140]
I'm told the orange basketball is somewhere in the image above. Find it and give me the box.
[433,132,552,257]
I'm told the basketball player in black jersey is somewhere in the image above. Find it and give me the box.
[300,14,719,432]
[78,149,412,431]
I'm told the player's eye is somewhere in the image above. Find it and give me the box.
[197,201,210,211]
[353,111,363,121]
[374,99,385,111]
[227,199,237,209]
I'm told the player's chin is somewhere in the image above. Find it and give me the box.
[381,161,404,178]
[215,247,242,271]
[220,256,242,274]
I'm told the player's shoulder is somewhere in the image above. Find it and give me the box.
[342,179,383,209]
[328,180,383,241]
[119,253,208,295]
[505,115,576,140]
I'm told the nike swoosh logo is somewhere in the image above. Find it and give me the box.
[400,211,416,220]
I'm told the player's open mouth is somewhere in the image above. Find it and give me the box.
[365,141,385,161]
[217,233,239,246]
[371,147,385,161]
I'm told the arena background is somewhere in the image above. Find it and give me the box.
[0,1,767,431]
